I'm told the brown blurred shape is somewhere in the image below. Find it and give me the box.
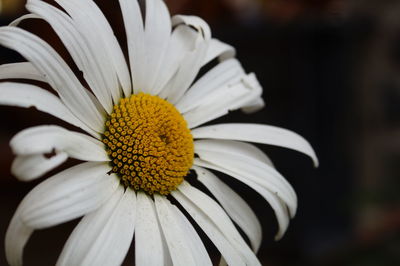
[263,0,348,21]
[165,0,348,23]
[0,0,25,17]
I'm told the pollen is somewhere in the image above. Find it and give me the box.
[102,93,194,195]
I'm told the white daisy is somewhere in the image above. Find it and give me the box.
[0,0,318,265]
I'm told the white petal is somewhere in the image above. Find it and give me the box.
[164,15,210,103]
[240,179,289,241]
[203,38,235,65]
[143,0,172,94]
[0,26,105,132]
[192,123,319,167]
[10,13,40,27]
[0,82,98,137]
[135,192,165,266]
[5,209,33,266]
[165,39,208,104]
[10,125,108,162]
[194,158,290,240]
[193,166,262,252]
[154,195,212,266]
[57,187,136,266]
[18,162,117,228]
[154,195,197,266]
[176,58,245,113]
[11,152,68,181]
[194,147,297,217]
[194,139,284,189]
[55,0,131,100]
[120,0,171,95]
[5,163,118,266]
[152,25,198,96]
[172,15,211,40]
[0,62,45,81]
[184,73,263,128]
[172,190,246,266]
[177,182,261,266]
[27,0,114,113]
[169,203,213,266]
[118,0,145,95]
[195,139,274,168]
[241,97,265,114]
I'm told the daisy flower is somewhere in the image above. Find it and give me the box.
[0,0,318,265]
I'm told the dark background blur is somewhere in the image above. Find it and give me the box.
[0,0,399,265]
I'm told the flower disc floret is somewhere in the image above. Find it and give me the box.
[102,93,194,195]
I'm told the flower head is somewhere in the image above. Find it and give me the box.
[103,93,194,195]
[0,0,318,265]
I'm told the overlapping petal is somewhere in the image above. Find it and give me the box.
[142,0,172,94]
[176,59,245,113]
[54,0,131,101]
[27,0,114,113]
[57,187,136,266]
[155,194,212,266]
[135,192,166,266]
[5,209,33,266]
[0,26,105,132]
[194,145,297,216]
[194,158,291,240]
[168,202,212,266]
[192,123,319,166]
[119,0,171,95]
[11,152,68,181]
[5,162,119,266]
[163,15,211,104]
[184,74,263,128]
[152,25,198,96]
[172,190,246,266]
[9,13,40,26]
[175,182,261,266]
[0,62,45,81]
[195,139,274,167]
[193,166,263,252]
[0,82,98,137]
[18,162,117,228]
[10,125,108,162]
[203,38,235,65]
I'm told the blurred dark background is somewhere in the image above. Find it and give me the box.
[0,0,399,265]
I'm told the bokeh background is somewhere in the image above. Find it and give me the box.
[0,0,399,265]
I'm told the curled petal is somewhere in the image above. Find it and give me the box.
[184,74,263,128]
[11,152,68,181]
[192,123,319,167]
[203,38,235,65]
[10,125,108,162]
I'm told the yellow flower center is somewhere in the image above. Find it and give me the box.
[102,93,194,195]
